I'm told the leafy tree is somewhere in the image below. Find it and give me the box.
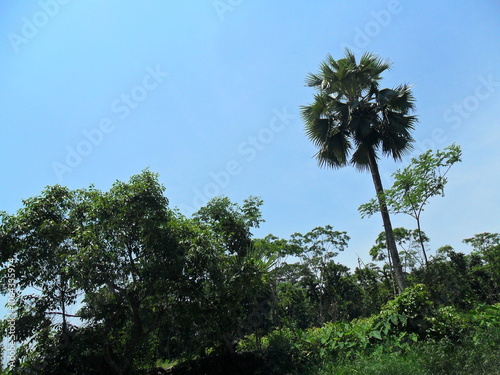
[70,170,187,374]
[301,50,418,293]
[275,281,314,329]
[0,177,279,371]
[290,225,350,277]
[0,185,82,373]
[286,226,352,324]
[194,195,264,257]
[411,237,499,308]
[353,262,389,315]
[359,144,462,267]
[463,233,500,303]
[257,226,355,328]
[0,171,188,374]
[320,261,362,322]
[416,245,477,308]
[185,196,275,354]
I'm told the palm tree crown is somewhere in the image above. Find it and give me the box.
[302,49,418,170]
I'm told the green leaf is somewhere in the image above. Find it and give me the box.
[390,314,399,325]
[399,314,407,325]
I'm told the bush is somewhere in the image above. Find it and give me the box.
[261,329,302,374]
[377,284,434,338]
[237,328,305,374]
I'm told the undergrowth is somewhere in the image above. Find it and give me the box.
[163,285,500,375]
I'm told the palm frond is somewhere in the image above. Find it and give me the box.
[350,143,372,171]
[314,128,351,169]
[304,118,331,146]
[359,51,391,77]
[378,110,416,160]
[344,48,357,65]
[305,73,322,88]
[326,53,341,71]
[386,84,416,113]
[381,135,414,160]
[352,114,374,140]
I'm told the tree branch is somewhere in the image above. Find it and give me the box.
[45,311,82,318]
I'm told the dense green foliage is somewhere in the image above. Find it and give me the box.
[0,168,498,374]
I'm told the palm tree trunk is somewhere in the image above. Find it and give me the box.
[385,244,398,296]
[367,151,407,293]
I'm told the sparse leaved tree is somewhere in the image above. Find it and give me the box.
[359,144,462,268]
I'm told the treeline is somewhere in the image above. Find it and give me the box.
[0,170,499,374]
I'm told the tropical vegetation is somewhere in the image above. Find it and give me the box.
[1,51,498,374]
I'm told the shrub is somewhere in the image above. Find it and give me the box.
[377,284,434,338]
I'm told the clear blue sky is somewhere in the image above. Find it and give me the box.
[1,0,499,273]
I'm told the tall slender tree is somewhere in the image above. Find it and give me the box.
[359,144,462,270]
[301,50,418,292]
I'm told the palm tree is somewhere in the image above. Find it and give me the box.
[301,50,417,293]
